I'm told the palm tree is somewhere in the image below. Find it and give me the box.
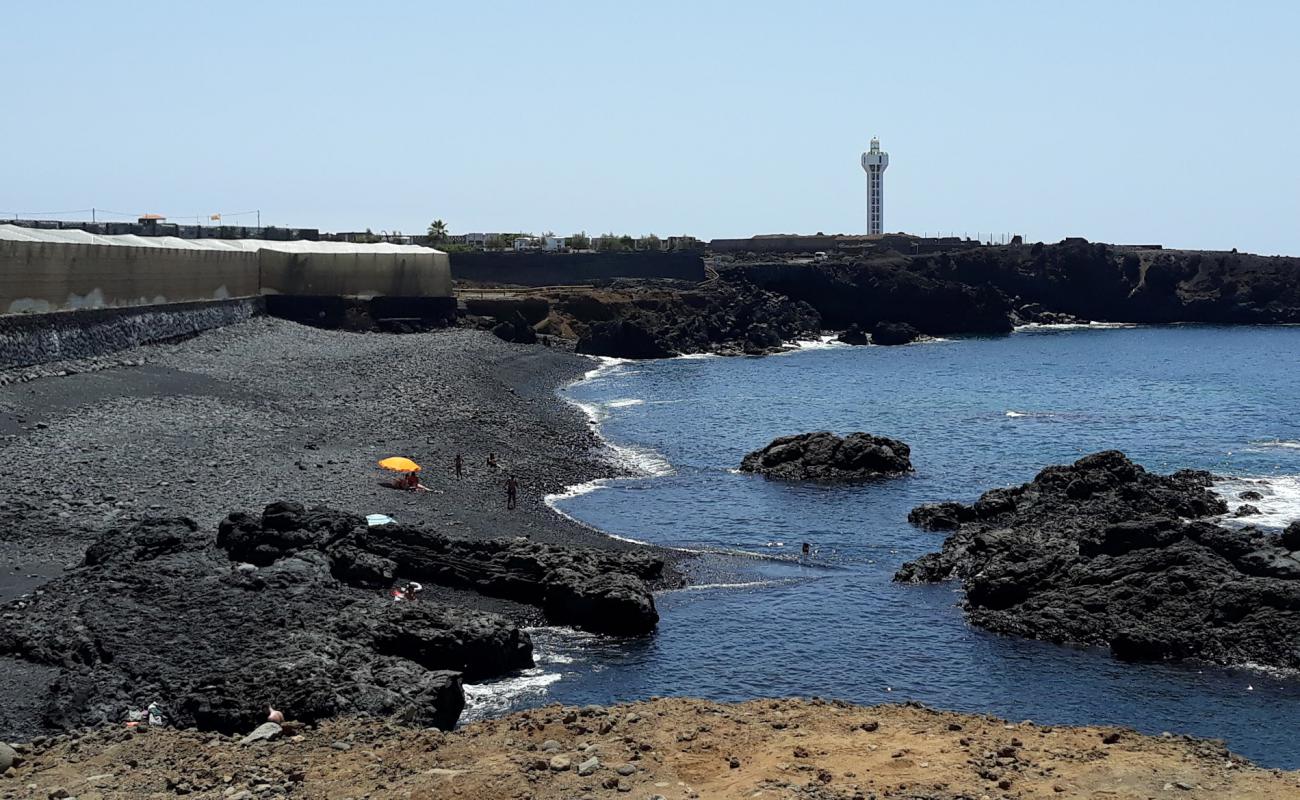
[427,219,450,243]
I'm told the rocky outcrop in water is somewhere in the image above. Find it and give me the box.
[740,432,913,482]
[0,502,663,736]
[897,451,1300,668]
[870,321,921,345]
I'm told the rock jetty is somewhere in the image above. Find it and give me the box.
[897,450,1300,668]
[740,432,913,482]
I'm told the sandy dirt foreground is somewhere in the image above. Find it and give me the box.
[3,698,1297,800]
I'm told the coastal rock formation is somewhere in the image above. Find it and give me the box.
[835,323,870,345]
[0,514,499,734]
[897,450,1300,668]
[0,502,663,736]
[729,261,1015,335]
[870,321,921,345]
[740,432,913,482]
[569,278,821,359]
[730,239,1300,335]
[217,502,663,636]
[1009,301,1090,327]
[491,312,540,345]
[14,698,1295,800]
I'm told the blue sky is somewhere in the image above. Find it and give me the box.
[3,1,1298,253]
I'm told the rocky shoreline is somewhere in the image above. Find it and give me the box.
[898,450,1300,669]
[0,320,677,742]
[6,698,1298,800]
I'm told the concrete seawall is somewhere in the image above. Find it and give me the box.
[1,240,258,315]
[1,230,456,368]
[259,249,452,299]
[0,297,263,370]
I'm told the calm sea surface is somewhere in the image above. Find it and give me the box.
[467,325,1300,767]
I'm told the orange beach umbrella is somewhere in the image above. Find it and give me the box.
[378,456,421,473]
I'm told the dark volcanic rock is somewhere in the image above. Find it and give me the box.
[836,324,870,346]
[217,502,663,636]
[0,515,497,735]
[740,432,913,482]
[571,279,821,359]
[0,502,663,736]
[894,451,1300,670]
[491,312,539,345]
[576,318,675,359]
[870,321,920,346]
[728,261,1014,335]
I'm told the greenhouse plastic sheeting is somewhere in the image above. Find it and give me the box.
[0,225,440,255]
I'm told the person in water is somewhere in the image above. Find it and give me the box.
[801,542,811,559]
[506,475,519,509]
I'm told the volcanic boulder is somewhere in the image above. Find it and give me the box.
[740,432,913,482]
[870,321,920,346]
[836,324,870,346]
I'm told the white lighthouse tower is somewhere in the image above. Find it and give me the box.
[860,137,889,235]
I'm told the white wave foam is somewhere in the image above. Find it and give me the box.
[606,398,644,408]
[461,668,562,721]
[793,334,848,351]
[544,478,607,504]
[573,400,606,424]
[1005,410,1056,419]
[579,355,632,382]
[1248,439,1300,451]
[1214,475,1300,529]
[1236,661,1300,679]
[1014,321,1139,332]
[668,579,791,592]
[676,352,719,360]
[611,441,673,477]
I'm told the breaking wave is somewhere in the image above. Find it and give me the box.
[1214,475,1300,529]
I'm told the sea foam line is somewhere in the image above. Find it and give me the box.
[1213,474,1300,530]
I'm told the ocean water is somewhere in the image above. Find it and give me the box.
[473,325,1300,767]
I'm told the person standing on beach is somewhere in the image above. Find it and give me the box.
[506,475,519,510]
[454,453,464,478]
[487,452,498,469]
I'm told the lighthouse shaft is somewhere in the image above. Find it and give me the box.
[860,137,889,235]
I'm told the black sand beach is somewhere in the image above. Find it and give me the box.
[0,319,645,576]
[0,319,676,739]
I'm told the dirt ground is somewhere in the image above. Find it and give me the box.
[5,698,1297,800]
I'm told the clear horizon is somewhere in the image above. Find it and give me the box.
[3,1,1298,254]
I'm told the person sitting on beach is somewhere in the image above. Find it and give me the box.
[387,472,429,492]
